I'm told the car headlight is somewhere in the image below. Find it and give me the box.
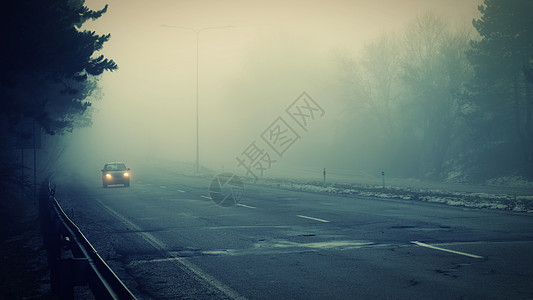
[123,172,129,177]
[105,173,112,178]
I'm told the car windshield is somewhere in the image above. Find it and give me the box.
[106,163,127,171]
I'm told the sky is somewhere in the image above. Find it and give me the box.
[64,0,484,176]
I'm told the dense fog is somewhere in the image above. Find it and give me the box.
[51,0,532,184]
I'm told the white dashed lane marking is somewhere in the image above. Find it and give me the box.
[411,241,484,259]
[236,204,256,209]
[297,215,330,223]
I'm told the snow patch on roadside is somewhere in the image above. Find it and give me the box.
[255,178,533,213]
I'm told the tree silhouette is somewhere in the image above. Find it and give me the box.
[0,0,117,135]
[468,0,533,177]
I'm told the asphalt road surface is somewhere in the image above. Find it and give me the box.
[53,165,533,299]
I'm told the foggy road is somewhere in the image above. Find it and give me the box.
[4,0,533,299]
[54,165,533,299]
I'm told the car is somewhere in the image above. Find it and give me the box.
[101,162,131,188]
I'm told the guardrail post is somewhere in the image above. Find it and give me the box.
[57,258,90,299]
[58,259,75,299]
[49,219,62,296]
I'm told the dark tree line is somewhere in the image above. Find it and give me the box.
[1,0,117,135]
[0,0,116,198]
[467,0,533,179]
[337,0,533,182]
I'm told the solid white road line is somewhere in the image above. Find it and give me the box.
[200,195,212,200]
[411,241,484,259]
[236,204,256,209]
[297,215,330,223]
[95,199,246,299]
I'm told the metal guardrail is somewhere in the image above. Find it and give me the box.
[39,177,136,299]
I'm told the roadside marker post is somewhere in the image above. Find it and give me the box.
[381,170,385,188]
[323,168,326,186]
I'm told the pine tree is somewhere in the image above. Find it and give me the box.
[468,0,533,178]
[0,0,117,135]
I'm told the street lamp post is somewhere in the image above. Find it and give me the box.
[162,25,233,174]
